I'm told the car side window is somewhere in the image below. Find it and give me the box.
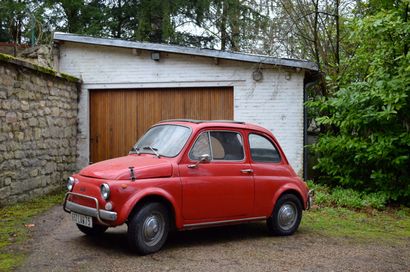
[189,131,245,161]
[210,131,244,161]
[249,134,281,163]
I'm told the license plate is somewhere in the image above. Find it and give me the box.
[72,212,93,228]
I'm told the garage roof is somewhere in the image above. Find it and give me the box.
[53,32,318,72]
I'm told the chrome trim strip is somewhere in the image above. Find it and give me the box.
[208,132,214,159]
[183,216,266,228]
[63,192,116,225]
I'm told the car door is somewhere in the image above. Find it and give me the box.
[179,129,254,221]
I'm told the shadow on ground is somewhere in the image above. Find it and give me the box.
[75,221,278,254]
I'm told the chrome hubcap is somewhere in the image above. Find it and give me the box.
[142,213,164,246]
[278,203,297,230]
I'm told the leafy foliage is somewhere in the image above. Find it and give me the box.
[0,0,269,50]
[308,6,410,203]
[307,181,388,209]
[0,0,47,44]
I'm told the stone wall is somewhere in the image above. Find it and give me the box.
[0,55,80,206]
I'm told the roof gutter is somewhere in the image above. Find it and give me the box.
[53,32,318,72]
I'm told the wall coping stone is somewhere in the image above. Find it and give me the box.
[0,53,81,83]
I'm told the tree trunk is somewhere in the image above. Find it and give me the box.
[404,3,409,55]
[312,0,320,71]
[335,0,340,75]
[115,0,123,38]
[230,0,240,51]
[220,1,228,50]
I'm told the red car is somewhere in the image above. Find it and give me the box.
[64,120,313,254]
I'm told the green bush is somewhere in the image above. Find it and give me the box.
[307,8,410,204]
[362,192,389,210]
[330,189,363,209]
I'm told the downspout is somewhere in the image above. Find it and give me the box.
[303,74,321,181]
[52,41,60,72]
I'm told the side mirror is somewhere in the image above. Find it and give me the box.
[188,154,211,168]
[199,154,210,163]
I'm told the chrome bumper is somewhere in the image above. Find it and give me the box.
[307,189,315,210]
[63,192,117,226]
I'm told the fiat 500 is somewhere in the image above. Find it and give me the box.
[63,119,313,255]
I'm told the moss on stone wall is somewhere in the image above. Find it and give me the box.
[0,53,15,61]
[60,72,80,83]
[32,64,57,77]
[0,53,79,83]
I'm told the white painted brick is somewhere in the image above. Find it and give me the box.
[58,42,305,176]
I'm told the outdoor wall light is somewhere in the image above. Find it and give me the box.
[151,52,160,61]
[252,69,263,81]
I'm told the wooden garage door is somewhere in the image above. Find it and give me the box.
[90,87,233,163]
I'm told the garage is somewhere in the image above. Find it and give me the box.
[53,32,320,176]
[90,87,233,163]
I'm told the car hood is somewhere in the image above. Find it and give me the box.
[79,155,173,180]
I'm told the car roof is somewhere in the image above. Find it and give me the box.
[158,119,272,134]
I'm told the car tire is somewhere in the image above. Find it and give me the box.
[267,194,302,236]
[127,202,170,255]
[76,223,108,236]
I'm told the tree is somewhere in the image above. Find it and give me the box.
[44,0,105,36]
[0,0,269,50]
[0,0,45,44]
[308,3,410,202]
[168,0,269,51]
[134,0,178,43]
[260,0,358,94]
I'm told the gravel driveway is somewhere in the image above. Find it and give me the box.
[17,205,410,272]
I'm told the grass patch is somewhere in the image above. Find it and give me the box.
[0,190,65,271]
[302,181,410,242]
[301,206,410,242]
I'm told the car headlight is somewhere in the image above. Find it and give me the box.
[100,183,110,200]
[67,177,76,191]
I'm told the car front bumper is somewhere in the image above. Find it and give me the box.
[63,192,117,226]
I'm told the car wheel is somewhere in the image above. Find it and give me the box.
[267,194,302,236]
[76,223,108,236]
[127,202,170,255]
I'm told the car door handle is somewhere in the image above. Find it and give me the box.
[241,169,254,174]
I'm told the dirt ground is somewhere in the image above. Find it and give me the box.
[16,205,410,272]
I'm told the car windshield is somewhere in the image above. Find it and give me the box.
[133,125,191,157]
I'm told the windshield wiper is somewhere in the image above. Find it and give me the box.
[129,147,140,155]
[142,146,160,158]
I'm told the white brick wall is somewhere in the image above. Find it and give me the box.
[58,42,305,175]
